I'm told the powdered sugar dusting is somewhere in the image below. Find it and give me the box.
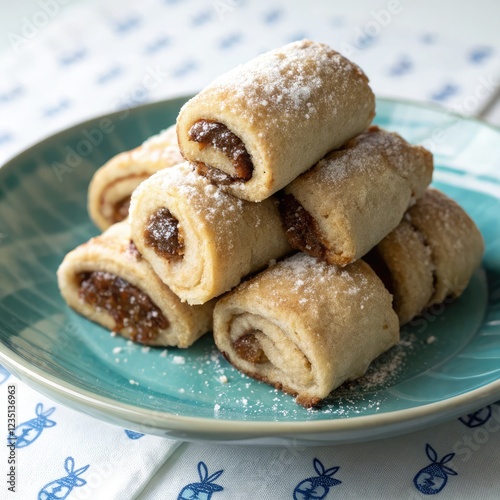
[313,127,418,185]
[186,40,367,125]
[244,253,377,311]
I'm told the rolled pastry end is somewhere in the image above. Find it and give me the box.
[281,126,434,266]
[177,40,375,202]
[76,268,170,344]
[188,120,253,182]
[279,194,353,266]
[129,163,292,304]
[364,189,484,325]
[365,220,434,325]
[214,254,399,407]
[57,222,213,347]
[406,188,484,306]
[88,125,183,230]
[144,207,185,260]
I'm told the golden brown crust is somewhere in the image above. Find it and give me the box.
[88,125,183,230]
[57,221,214,347]
[373,220,434,325]
[283,126,434,266]
[177,40,375,202]
[213,254,399,407]
[406,188,484,305]
[129,163,292,305]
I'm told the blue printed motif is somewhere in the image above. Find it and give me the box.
[96,66,124,85]
[459,406,492,427]
[125,429,145,439]
[38,457,89,500]
[469,46,493,64]
[42,99,72,118]
[413,444,457,495]
[420,33,437,45]
[144,36,171,54]
[0,364,10,384]
[293,458,341,500]
[0,132,14,145]
[263,9,283,24]
[59,48,87,67]
[431,83,460,102]
[388,55,413,76]
[178,461,224,500]
[219,33,243,50]
[192,10,213,26]
[113,16,142,35]
[14,403,56,448]
[172,60,199,78]
[355,33,377,50]
[0,85,24,104]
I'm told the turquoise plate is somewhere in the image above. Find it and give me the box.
[1,97,500,445]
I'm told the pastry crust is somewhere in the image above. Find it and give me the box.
[213,254,399,407]
[177,39,375,202]
[57,221,214,347]
[368,220,434,325]
[88,125,183,230]
[406,188,484,305]
[281,126,433,266]
[129,163,292,305]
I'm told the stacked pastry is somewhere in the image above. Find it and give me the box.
[88,125,182,230]
[58,40,484,407]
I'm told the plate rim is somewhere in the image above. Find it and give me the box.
[1,96,500,440]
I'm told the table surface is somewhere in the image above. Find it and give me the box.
[1,1,500,498]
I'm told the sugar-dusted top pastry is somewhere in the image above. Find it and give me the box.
[177,39,375,202]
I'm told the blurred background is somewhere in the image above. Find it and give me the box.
[1,0,500,164]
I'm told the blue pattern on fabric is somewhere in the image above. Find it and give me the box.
[219,33,243,50]
[125,429,145,439]
[0,132,14,145]
[413,444,457,495]
[42,99,72,118]
[96,66,124,85]
[469,46,493,64]
[459,406,493,427]
[0,364,10,384]
[59,48,87,67]
[0,85,24,103]
[293,458,341,500]
[38,457,89,500]
[191,10,214,26]
[388,55,413,76]
[144,36,171,55]
[14,403,56,448]
[178,461,224,500]
[431,83,460,101]
[263,9,283,24]
[113,15,142,35]
[420,33,437,44]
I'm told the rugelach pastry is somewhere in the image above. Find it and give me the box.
[405,188,484,306]
[129,163,292,305]
[88,125,183,230]
[57,221,213,347]
[213,253,399,407]
[177,39,375,202]
[366,188,484,324]
[280,126,433,266]
[365,219,434,326]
